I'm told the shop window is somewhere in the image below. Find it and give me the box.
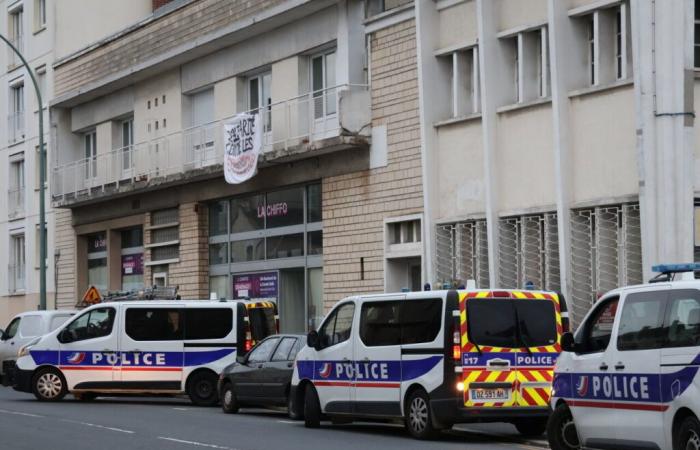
[266,233,304,259]
[231,238,265,262]
[87,232,107,292]
[209,200,228,236]
[121,228,144,291]
[265,187,304,229]
[210,243,228,265]
[307,183,322,223]
[308,230,323,255]
[231,194,264,233]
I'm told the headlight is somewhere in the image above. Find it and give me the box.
[17,337,40,358]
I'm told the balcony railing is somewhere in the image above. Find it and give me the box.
[8,111,25,144]
[7,35,23,70]
[8,263,25,293]
[8,188,24,218]
[53,84,370,200]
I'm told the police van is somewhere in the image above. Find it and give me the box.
[549,264,700,450]
[12,300,278,405]
[290,288,565,439]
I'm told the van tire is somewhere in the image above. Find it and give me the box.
[220,383,239,414]
[547,403,580,450]
[676,416,700,450]
[514,417,547,437]
[303,385,321,428]
[32,367,67,402]
[405,389,437,440]
[187,371,219,406]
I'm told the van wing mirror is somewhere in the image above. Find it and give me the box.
[307,330,320,350]
[560,332,577,353]
[58,329,73,344]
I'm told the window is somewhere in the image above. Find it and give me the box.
[271,337,298,361]
[695,0,700,68]
[121,228,143,291]
[266,187,304,229]
[665,289,700,348]
[588,16,596,85]
[359,299,442,347]
[578,297,618,353]
[187,89,215,161]
[360,301,401,346]
[231,194,264,233]
[209,201,228,237]
[121,118,134,172]
[60,308,116,343]
[185,308,233,340]
[9,82,25,142]
[401,299,443,344]
[515,300,557,347]
[189,88,214,127]
[9,156,25,217]
[467,298,557,348]
[19,315,41,337]
[389,219,421,245]
[34,0,46,30]
[502,27,549,105]
[35,66,46,102]
[266,234,304,259]
[247,307,277,342]
[617,291,666,351]
[615,7,623,79]
[308,230,323,256]
[49,315,72,331]
[10,233,25,293]
[440,47,480,119]
[86,232,107,292]
[84,130,97,178]
[8,8,23,68]
[248,72,271,132]
[318,302,355,349]
[4,318,20,339]
[435,219,490,289]
[126,308,183,341]
[248,337,279,363]
[149,208,179,264]
[311,51,336,119]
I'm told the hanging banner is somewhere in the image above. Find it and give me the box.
[223,112,262,184]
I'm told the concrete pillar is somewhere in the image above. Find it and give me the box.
[336,0,366,86]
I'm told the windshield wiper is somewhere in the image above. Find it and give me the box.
[515,308,533,355]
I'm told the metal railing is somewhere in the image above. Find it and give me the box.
[8,263,25,293]
[7,111,25,143]
[52,84,369,200]
[8,188,24,218]
[7,34,23,69]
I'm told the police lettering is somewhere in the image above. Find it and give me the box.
[335,362,389,380]
[90,352,167,366]
[516,355,554,366]
[589,375,650,400]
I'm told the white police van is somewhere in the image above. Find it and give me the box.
[549,264,700,450]
[291,288,565,439]
[12,300,278,405]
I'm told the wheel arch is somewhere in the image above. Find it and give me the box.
[185,367,218,392]
[296,378,314,409]
[673,407,698,448]
[402,382,428,416]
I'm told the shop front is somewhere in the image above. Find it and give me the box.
[208,183,323,333]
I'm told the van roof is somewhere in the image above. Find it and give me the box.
[12,310,78,318]
[92,299,267,307]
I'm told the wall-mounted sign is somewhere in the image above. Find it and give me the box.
[87,233,106,253]
[233,271,278,299]
[121,254,144,276]
[223,113,262,184]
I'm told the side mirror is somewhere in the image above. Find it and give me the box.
[58,329,73,344]
[560,332,577,353]
[307,330,320,350]
[0,329,5,341]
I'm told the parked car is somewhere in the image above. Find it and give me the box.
[219,334,304,417]
[1,310,76,386]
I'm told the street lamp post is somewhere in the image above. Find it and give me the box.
[1,33,47,311]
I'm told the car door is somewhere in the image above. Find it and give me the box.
[0,317,21,365]
[58,306,119,390]
[264,337,299,403]
[311,301,356,414]
[609,287,667,449]
[236,336,280,400]
[564,295,621,446]
[354,298,402,416]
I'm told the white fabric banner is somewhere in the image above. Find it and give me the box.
[223,112,262,184]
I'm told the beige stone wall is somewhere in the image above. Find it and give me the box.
[322,19,423,309]
[54,0,287,98]
[168,203,209,299]
[55,208,77,309]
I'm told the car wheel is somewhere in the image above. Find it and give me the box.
[32,367,67,402]
[303,384,321,428]
[405,389,437,440]
[547,403,581,450]
[221,383,239,414]
[187,371,219,407]
[287,391,301,420]
[676,416,700,450]
[514,417,547,437]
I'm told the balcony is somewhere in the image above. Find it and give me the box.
[52,84,371,206]
[8,188,24,219]
[8,111,25,144]
[7,35,23,70]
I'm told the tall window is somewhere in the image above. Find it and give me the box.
[588,16,596,86]
[121,228,144,291]
[696,0,700,68]
[248,72,272,133]
[9,156,25,217]
[84,130,97,178]
[150,208,180,264]
[10,233,26,293]
[513,38,520,103]
[34,0,46,30]
[501,27,549,105]
[87,232,108,292]
[9,82,25,143]
[8,7,23,67]
[35,66,46,102]
[121,118,134,172]
[311,51,336,119]
[615,8,623,79]
[187,89,214,164]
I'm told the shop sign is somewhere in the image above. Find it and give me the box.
[257,202,289,218]
[121,254,144,276]
[233,271,278,299]
[88,233,106,253]
[223,112,262,184]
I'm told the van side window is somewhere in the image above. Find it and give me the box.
[401,299,442,344]
[126,309,183,341]
[580,298,618,353]
[318,303,355,349]
[617,291,666,351]
[4,318,20,339]
[665,289,700,348]
[61,308,116,343]
[360,301,400,346]
[19,316,42,338]
[49,315,72,331]
[186,308,233,340]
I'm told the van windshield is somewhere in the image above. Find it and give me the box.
[248,307,276,342]
[467,299,557,348]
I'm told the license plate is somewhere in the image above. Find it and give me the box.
[470,388,509,402]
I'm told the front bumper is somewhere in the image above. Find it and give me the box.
[431,397,550,425]
[12,368,33,394]
[1,360,16,387]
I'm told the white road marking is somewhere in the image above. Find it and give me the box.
[157,437,236,449]
[276,420,296,424]
[61,419,135,434]
[173,407,189,411]
[0,408,43,418]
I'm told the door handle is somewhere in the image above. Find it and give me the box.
[103,349,116,354]
[257,364,263,369]
[362,357,370,362]
[599,363,609,371]
[9,342,14,346]
[287,362,293,368]
[614,363,625,370]
[342,357,349,362]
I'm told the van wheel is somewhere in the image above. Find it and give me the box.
[676,416,700,450]
[32,368,67,402]
[303,385,321,428]
[187,371,219,406]
[547,403,580,450]
[514,417,547,437]
[405,389,437,439]
[220,383,239,414]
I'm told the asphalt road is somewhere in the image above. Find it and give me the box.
[0,388,549,450]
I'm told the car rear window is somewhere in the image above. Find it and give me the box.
[467,298,557,348]
[248,307,276,342]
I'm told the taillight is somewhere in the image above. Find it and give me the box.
[453,344,461,361]
[245,338,253,352]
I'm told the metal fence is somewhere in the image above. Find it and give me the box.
[435,219,490,288]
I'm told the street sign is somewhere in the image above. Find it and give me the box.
[81,285,102,306]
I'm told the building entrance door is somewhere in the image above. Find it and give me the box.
[279,268,305,333]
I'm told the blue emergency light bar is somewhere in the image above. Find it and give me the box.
[652,263,700,273]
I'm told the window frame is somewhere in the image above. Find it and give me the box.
[576,296,619,354]
[317,301,355,350]
[59,307,116,343]
[662,289,700,349]
[271,336,298,361]
[616,290,667,352]
[247,71,272,133]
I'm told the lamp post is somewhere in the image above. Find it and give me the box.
[1,33,47,311]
